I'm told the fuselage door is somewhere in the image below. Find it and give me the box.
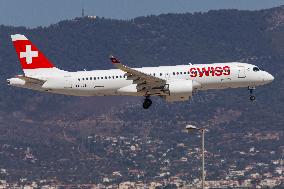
[64,75,73,88]
[238,66,246,78]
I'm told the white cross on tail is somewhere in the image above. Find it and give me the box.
[20,45,38,64]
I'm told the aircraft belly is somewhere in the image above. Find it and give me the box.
[11,83,45,92]
[194,75,248,90]
[49,80,134,96]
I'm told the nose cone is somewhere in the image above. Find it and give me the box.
[265,72,274,83]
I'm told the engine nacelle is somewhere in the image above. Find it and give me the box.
[167,80,193,94]
[163,80,199,102]
[7,78,26,86]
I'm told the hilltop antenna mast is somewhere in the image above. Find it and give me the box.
[82,8,85,17]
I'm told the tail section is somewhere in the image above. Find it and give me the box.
[11,34,61,76]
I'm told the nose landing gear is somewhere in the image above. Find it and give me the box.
[248,86,256,101]
[143,97,152,109]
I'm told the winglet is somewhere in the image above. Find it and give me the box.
[110,55,120,64]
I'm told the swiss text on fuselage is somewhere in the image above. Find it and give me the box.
[189,66,230,77]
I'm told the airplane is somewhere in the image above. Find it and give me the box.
[7,34,274,109]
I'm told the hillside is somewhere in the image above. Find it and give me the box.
[0,6,283,187]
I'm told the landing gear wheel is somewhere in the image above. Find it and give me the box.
[248,87,256,102]
[250,95,256,101]
[143,98,152,109]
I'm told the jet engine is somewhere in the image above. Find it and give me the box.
[163,80,200,102]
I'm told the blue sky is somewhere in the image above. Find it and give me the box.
[1,0,284,28]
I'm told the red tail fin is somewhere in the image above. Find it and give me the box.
[11,34,55,70]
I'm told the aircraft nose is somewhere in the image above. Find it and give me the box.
[265,72,274,82]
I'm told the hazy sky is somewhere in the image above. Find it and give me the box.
[1,0,284,28]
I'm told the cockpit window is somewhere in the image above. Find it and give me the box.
[253,67,260,72]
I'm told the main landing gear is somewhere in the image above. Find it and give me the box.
[248,86,256,101]
[143,97,152,109]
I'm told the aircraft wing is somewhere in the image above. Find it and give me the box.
[110,56,166,92]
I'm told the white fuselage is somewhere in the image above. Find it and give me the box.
[9,62,274,98]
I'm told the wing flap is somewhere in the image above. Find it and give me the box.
[110,56,166,93]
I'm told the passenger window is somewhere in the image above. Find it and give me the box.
[160,73,162,76]
[86,78,88,80]
[101,77,103,79]
[184,72,186,74]
[173,72,175,75]
[94,77,96,80]
[90,77,92,80]
[78,78,80,81]
[116,76,118,78]
[120,76,122,78]
[180,72,182,75]
[109,76,111,79]
[82,78,84,81]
